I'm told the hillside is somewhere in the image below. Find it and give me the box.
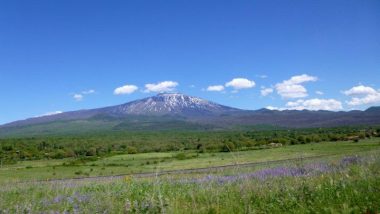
[0,94,380,137]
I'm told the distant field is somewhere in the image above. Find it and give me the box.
[1,138,379,184]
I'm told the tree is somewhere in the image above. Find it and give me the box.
[221,142,235,152]
[127,146,138,154]
[86,148,97,156]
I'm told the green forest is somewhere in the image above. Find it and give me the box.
[1,126,379,164]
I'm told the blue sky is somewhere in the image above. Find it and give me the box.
[0,0,379,124]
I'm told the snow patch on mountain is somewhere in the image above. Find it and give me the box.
[109,93,237,116]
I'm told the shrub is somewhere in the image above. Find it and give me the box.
[74,170,83,175]
[127,146,138,154]
[221,142,235,152]
[174,153,187,160]
[85,148,97,156]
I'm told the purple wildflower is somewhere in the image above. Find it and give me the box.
[53,195,65,203]
[340,156,361,167]
[179,156,364,184]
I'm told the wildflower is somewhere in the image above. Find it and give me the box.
[340,156,361,167]
[125,175,133,183]
[53,195,64,204]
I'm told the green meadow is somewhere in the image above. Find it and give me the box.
[1,138,379,183]
[1,134,380,213]
[0,138,380,183]
[1,140,380,213]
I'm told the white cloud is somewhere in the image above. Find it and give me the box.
[285,74,317,85]
[266,106,281,110]
[35,111,63,118]
[275,84,308,99]
[275,74,317,99]
[285,98,343,111]
[346,95,380,106]
[316,91,324,95]
[82,89,95,94]
[72,89,95,101]
[114,84,138,95]
[343,85,377,96]
[144,81,178,93]
[47,111,63,115]
[344,85,380,106]
[207,85,225,92]
[261,87,273,96]
[73,94,83,101]
[267,98,343,111]
[257,74,268,79]
[225,78,255,90]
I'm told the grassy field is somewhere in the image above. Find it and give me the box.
[1,138,379,184]
[1,143,379,213]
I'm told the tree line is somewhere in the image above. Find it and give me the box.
[0,126,379,164]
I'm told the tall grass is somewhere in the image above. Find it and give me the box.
[1,152,379,213]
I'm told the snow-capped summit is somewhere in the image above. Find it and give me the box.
[108,93,238,116]
[2,93,380,132]
[2,93,239,128]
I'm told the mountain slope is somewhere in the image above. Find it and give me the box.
[0,93,380,137]
[104,93,239,116]
[2,93,238,128]
[214,108,380,128]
